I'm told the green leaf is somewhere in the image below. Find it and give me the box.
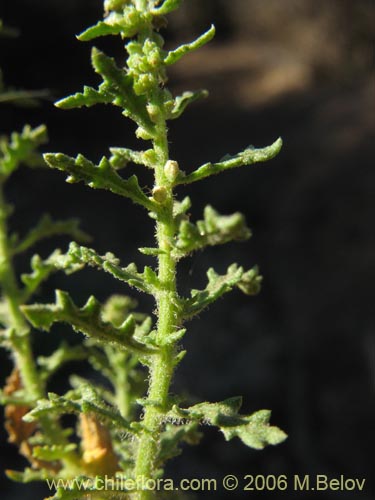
[152,0,183,16]
[65,242,160,294]
[90,47,154,130]
[158,422,201,466]
[181,264,262,319]
[43,152,156,211]
[167,90,208,120]
[176,138,283,185]
[56,85,112,109]
[164,25,216,66]
[0,125,47,179]
[37,342,87,381]
[109,147,157,169]
[5,467,52,483]
[173,205,251,257]
[12,214,90,255]
[32,443,77,461]
[21,249,84,301]
[22,290,156,355]
[24,386,133,433]
[172,397,287,450]
[78,20,126,41]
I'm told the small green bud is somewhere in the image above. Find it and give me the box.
[164,160,179,182]
[142,149,158,166]
[152,186,168,204]
[136,127,153,141]
[104,0,130,14]
[133,74,157,95]
[147,103,161,122]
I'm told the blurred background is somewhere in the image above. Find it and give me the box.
[0,0,374,498]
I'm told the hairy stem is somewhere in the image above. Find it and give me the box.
[134,93,178,497]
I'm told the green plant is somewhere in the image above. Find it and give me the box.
[2,1,286,499]
[0,16,89,494]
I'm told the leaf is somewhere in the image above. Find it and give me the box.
[176,138,283,185]
[0,125,47,178]
[172,397,287,450]
[181,264,262,319]
[78,6,146,41]
[37,342,87,381]
[173,205,251,257]
[65,242,160,294]
[22,290,156,355]
[152,0,183,16]
[167,90,208,120]
[109,147,157,169]
[23,386,133,433]
[158,422,201,466]
[164,25,216,66]
[90,47,154,130]
[5,467,51,483]
[21,249,84,301]
[12,214,90,255]
[32,443,77,461]
[43,152,156,211]
[78,20,126,41]
[56,85,113,109]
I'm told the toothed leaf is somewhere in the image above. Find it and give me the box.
[182,264,262,319]
[164,25,216,66]
[177,138,283,185]
[0,125,47,178]
[173,205,251,257]
[43,152,156,210]
[22,290,156,355]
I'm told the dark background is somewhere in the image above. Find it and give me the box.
[0,0,374,499]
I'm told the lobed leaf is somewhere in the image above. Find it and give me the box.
[12,214,90,255]
[56,85,112,109]
[78,20,126,41]
[43,152,156,211]
[176,138,283,185]
[22,290,157,355]
[158,422,201,466]
[32,443,77,461]
[173,205,251,257]
[109,147,157,169]
[164,25,216,66]
[172,397,287,450]
[24,386,133,433]
[21,249,84,301]
[66,242,160,294]
[91,47,154,130]
[0,125,47,179]
[166,89,208,120]
[181,264,262,319]
[152,0,183,16]
[37,342,87,381]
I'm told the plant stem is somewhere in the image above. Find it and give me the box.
[0,185,43,400]
[134,95,179,498]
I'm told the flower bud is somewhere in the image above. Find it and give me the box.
[152,186,168,203]
[164,160,179,182]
